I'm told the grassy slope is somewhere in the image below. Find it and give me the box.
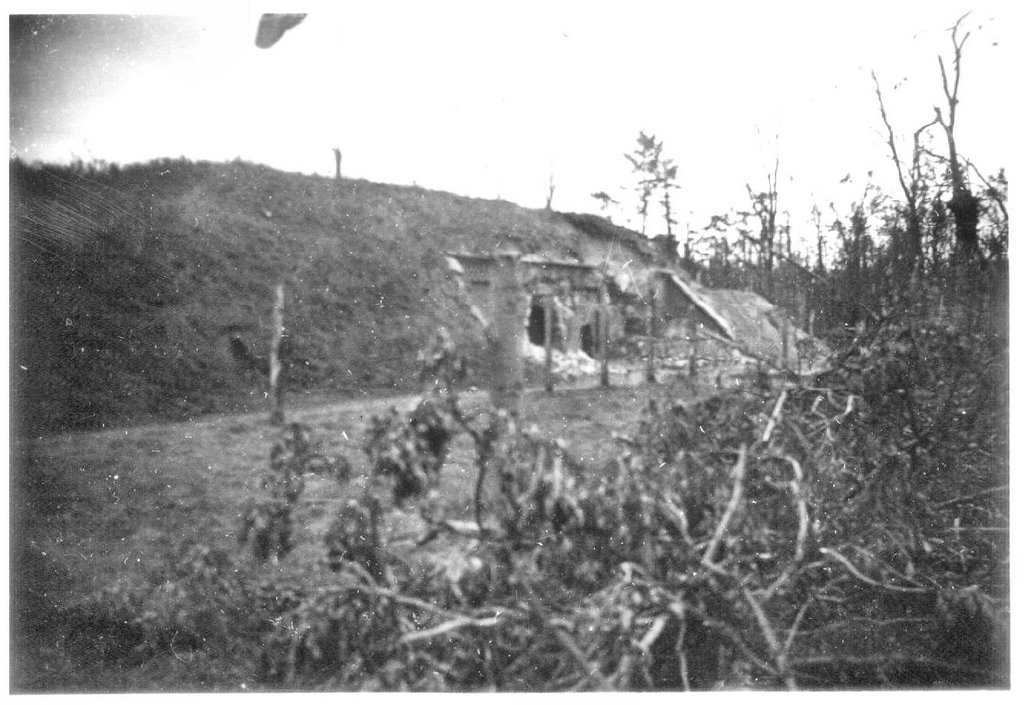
[10,384,668,691]
[10,158,609,435]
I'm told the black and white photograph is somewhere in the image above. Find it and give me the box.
[7,0,1013,692]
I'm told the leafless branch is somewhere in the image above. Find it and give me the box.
[398,615,505,645]
[743,587,798,689]
[759,454,810,600]
[783,598,812,659]
[819,547,929,594]
[963,159,1009,222]
[415,517,484,545]
[675,614,691,690]
[761,390,788,443]
[743,588,781,653]
[872,70,914,207]
[638,614,669,652]
[919,146,948,164]
[659,496,694,544]
[783,456,809,567]
[940,13,972,129]
[791,616,931,636]
[911,115,941,186]
[702,444,747,568]
[937,57,953,125]
[934,484,1009,510]
[522,584,604,688]
[872,70,940,220]
[693,610,783,679]
[935,12,973,202]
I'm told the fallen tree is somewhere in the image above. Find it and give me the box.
[68,295,1006,690]
[242,304,1007,689]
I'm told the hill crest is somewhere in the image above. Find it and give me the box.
[10,157,662,434]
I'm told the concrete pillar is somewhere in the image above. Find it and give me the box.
[489,252,524,415]
[544,292,555,394]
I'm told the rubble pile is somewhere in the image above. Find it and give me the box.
[524,343,600,381]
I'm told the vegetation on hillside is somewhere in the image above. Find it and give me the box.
[10,157,630,435]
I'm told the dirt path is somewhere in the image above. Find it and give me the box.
[11,378,718,691]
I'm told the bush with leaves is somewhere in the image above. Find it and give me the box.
[241,422,351,563]
[248,309,1006,689]
[61,543,267,674]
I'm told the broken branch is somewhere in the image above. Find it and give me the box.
[703,444,747,568]
[761,390,788,443]
[819,547,929,594]
[399,615,505,645]
[742,587,798,690]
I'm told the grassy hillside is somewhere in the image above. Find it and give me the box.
[10,158,637,434]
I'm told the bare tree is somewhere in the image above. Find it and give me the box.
[871,70,938,275]
[744,158,781,297]
[624,131,662,236]
[811,204,826,272]
[658,160,681,262]
[934,13,981,264]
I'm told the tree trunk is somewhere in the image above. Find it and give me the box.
[906,208,923,272]
[268,283,285,425]
[489,253,524,415]
[935,20,981,269]
[543,293,555,394]
[948,187,980,261]
[600,306,610,388]
[646,284,658,384]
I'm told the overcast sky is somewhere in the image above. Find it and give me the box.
[7,1,1016,252]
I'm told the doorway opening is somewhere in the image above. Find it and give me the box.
[527,297,564,349]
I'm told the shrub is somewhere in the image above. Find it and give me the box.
[60,543,264,676]
[241,422,351,563]
[247,313,1008,689]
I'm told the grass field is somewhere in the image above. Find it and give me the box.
[10,381,692,692]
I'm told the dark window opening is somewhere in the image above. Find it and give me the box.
[527,299,563,348]
[580,322,596,357]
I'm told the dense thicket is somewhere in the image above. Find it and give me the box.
[67,288,1006,689]
[299,303,1006,688]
